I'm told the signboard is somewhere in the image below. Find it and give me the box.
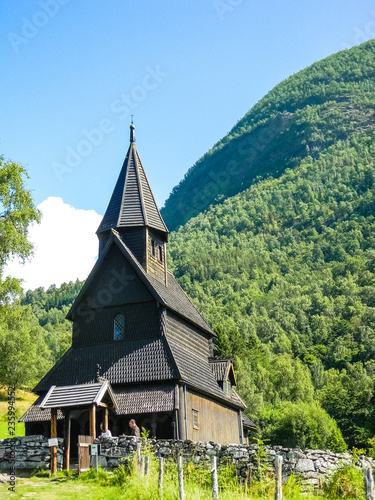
[48,438,58,447]
[89,444,100,456]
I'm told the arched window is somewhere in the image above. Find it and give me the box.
[114,313,125,340]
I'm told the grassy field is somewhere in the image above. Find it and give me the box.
[0,462,367,500]
[0,389,38,439]
[0,468,324,500]
[0,390,367,499]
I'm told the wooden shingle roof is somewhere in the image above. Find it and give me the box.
[97,125,168,235]
[19,396,64,422]
[20,384,176,422]
[115,232,215,335]
[68,231,215,336]
[113,384,176,414]
[40,381,118,411]
[209,359,237,385]
[242,413,257,431]
[33,338,177,393]
[167,339,246,410]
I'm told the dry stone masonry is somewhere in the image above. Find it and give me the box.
[0,434,373,489]
[0,435,63,471]
[96,436,373,488]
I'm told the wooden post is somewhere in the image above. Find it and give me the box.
[211,454,219,500]
[158,455,164,492]
[89,404,96,443]
[50,408,57,474]
[178,385,186,440]
[364,467,375,500]
[144,455,150,476]
[137,440,142,468]
[104,407,109,432]
[63,410,71,470]
[275,455,283,500]
[178,454,185,500]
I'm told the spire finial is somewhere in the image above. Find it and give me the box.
[130,122,135,143]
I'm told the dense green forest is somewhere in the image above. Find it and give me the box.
[161,40,375,231]
[165,40,375,450]
[21,280,83,362]
[4,40,375,452]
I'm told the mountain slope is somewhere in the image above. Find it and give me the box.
[165,41,375,447]
[168,131,375,447]
[161,40,375,231]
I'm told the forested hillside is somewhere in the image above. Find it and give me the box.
[168,132,375,449]
[20,280,83,363]
[8,40,375,452]
[164,40,375,450]
[161,40,375,231]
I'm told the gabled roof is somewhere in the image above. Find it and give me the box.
[167,338,246,410]
[40,380,119,412]
[242,413,257,431]
[67,230,215,336]
[113,384,176,414]
[209,359,237,385]
[97,125,168,235]
[33,337,178,393]
[20,384,177,423]
[19,396,64,422]
[115,233,215,335]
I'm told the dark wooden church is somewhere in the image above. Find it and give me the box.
[21,125,255,447]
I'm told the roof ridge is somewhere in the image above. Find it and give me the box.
[97,126,168,234]
[117,145,131,228]
[133,144,148,226]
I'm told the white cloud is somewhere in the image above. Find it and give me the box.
[5,197,102,291]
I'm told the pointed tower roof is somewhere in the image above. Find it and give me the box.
[97,125,168,235]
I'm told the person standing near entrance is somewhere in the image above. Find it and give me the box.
[129,419,140,437]
[100,422,112,437]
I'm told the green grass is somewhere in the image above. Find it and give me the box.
[0,460,363,500]
[0,389,37,439]
[0,422,25,439]
[0,473,314,500]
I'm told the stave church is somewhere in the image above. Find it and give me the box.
[21,125,255,453]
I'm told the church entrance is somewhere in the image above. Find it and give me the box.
[116,412,175,439]
[70,419,81,459]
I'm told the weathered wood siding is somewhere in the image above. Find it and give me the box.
[147,229,166,283]
[73,244,152,308]
[73,301,160,346]
[165,312,211,359]
[71,244,160,346]
[119,227,146,265]
[185,389,240,444]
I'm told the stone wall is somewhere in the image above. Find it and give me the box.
[0,434,373,488]
[96,436,374,488]
[0,435,63,471]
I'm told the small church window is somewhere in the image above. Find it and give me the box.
[151,240,155,257]
[114,314,125,340]
[192,409,199,429]
[158,245,163,262]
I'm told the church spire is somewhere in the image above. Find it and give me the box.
[97,125,168,275]
[130,123,135,143]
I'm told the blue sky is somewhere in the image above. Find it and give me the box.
[1,0,375,212]
[2,0,375,290]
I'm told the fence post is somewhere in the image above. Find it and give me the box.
[144,455,150,476]
[211,454,219,500]
[178,453,185,500]
[364,467,375,500]
[275,455,283,500]
[136,440,142,472]
[158,455,164,492]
